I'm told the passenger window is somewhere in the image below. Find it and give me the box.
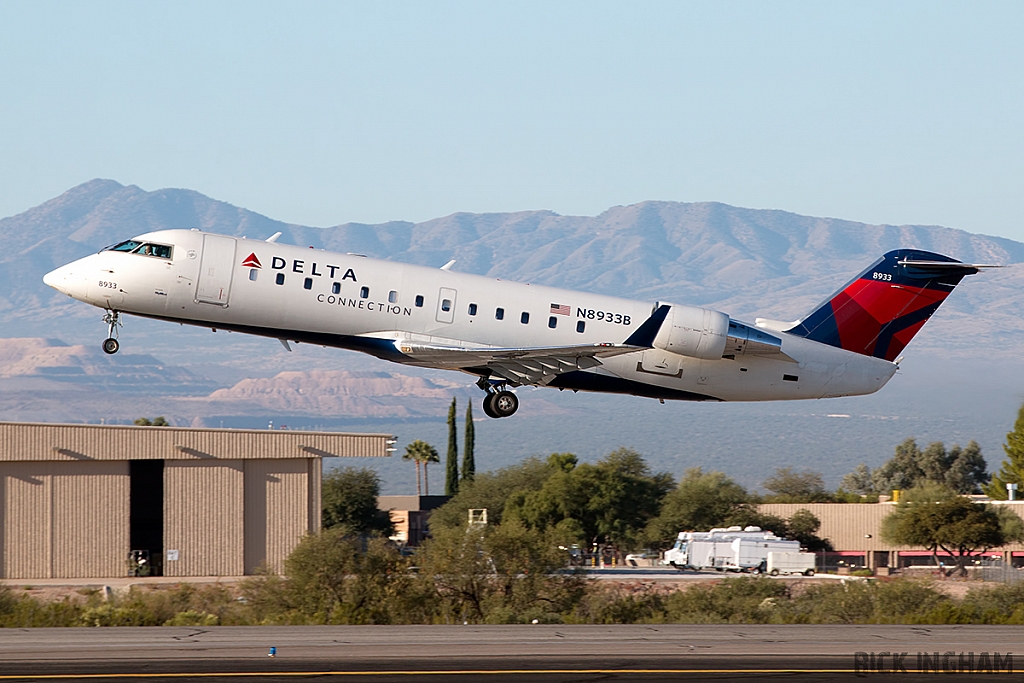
[548,316,557,329]
[360,286,369,299]
[304,278,313,290]
[389,290,398,304]
[415,295,424,307]
[332,282,341,295]
[468,303,477,316]
[441,299,452,312]
[495,307,504,320]
[521,312,530,324]
[249,269,258,282]
[576,320,585,333]
[276,273,285,285]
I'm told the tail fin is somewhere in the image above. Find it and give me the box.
[785,249,991,361]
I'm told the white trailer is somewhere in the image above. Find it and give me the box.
[766,551,816,576]
[663,526,802,573]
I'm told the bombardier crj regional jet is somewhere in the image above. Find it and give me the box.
[43,229,996,418]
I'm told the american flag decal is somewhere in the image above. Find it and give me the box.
[550,303,571,316]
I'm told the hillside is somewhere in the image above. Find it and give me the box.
[4,180,1023,355]
[2,181,1023,493]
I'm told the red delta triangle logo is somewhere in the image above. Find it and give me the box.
[242,253,262,268]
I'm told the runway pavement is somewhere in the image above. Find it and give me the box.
[0,624,1020,681]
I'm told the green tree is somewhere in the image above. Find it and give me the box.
[843,438,988,496]
[403,440,439,496]
[133,417,169,426]
[944,442,988,493]
[505,449,673,549]
[882,497,1006,576]
[762,467,831,502]
[461,402,475,483]
[785,508,832,552]
[871,438,926,493]
[446,398,459,496]
[428,456,556,531]
[321,467,393,536]
[987,402,1024,499]
[643,468,750,548]
[276,528,423,623]
[839,464,875,496]
[416,520,584,623]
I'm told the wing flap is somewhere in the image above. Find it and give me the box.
[394,340,638,385]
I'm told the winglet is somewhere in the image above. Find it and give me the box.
[266,232,282,243]
[623,305,670,347]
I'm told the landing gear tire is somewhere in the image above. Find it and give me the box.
[482,395,499,419]
[102,338,120,355]
[488,390,519,418]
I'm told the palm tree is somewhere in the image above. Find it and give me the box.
[403,440,439,496]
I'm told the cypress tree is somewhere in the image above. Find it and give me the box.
[445,397,459,496]
[461,402,475,483]
[986,401,1024,499]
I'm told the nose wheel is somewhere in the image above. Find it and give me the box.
[102,310,121,355]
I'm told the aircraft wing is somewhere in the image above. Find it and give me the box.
[394,340,644,386]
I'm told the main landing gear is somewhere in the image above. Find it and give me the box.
[102,310,121,355]
[477,378,519,419]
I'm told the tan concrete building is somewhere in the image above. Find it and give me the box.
[760,502,1024,571]
[0,422,392,580]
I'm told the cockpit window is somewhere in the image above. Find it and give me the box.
[134,243,172,259]
[105,241,172,259]
[107,240,143,252]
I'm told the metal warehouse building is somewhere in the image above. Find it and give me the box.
[0,422,392,580]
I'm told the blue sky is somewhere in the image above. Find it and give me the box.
[2,1,1023,241]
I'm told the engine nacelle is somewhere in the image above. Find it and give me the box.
[652,303,729,360]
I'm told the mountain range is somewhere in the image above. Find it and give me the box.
[1,179,1022,493]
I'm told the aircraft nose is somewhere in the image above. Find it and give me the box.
[43,264,72,293]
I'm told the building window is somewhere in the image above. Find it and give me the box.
[521,312,530,324]
[304,277,313,290]
[332,282,341,295]
[275,273,285,286]
[249,269,258,281]
[415,295,424,307]
[360,286,369,299]
[441,299,452,312]
[389,290,398,303]
[468,303,478,316]
[548,316,557,329]
[495,307,504,320]
[576,320,585,333]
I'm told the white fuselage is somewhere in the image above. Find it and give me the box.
[43,229,898,403]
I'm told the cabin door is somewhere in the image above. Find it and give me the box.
[195,235,237,306]
[435,287,457,323]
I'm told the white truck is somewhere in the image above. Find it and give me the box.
[766,551,816,576]
[662,526,813,574]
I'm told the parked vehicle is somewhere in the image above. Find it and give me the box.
[662,526,803,573]
[767,550,816,576]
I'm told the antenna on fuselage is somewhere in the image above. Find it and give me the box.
[266,232,282,243]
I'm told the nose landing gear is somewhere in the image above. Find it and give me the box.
[477,378,519,418]
[102,310,121,355]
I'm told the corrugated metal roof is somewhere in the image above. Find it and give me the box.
[0,422,393,461]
